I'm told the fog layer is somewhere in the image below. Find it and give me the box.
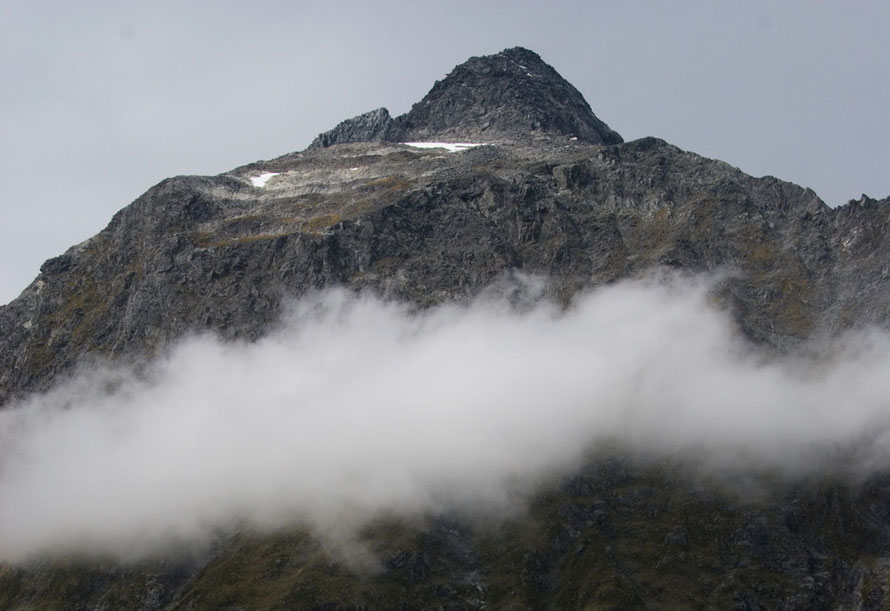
[2,275,890,564]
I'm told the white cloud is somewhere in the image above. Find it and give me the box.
[2,274,890,565]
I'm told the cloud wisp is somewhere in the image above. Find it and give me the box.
[2,274,890,565]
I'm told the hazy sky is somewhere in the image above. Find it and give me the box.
[2,1,889,304]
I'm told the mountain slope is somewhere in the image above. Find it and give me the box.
[2,47,890,609]
[3,135,884,406]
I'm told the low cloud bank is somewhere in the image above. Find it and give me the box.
[2,275,890,564]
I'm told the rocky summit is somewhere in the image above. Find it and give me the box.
[3,47,890,609]
[309,47,623,148]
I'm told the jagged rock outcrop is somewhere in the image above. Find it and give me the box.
[307,107,393,149]
[3,47,890,609]
[390,47,623,144]
[308,47,623,149]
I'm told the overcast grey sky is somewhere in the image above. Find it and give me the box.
[2,1,889,305]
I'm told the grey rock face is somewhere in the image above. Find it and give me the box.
[390,47,624,145]
[1,135,886,405]
[308,107,393,149]
[308,47,623,149]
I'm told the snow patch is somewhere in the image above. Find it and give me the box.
[403,142,483,153]
[517,64,535,77]
[250,172,280,188]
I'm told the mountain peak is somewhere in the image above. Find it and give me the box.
[309,47,622,148]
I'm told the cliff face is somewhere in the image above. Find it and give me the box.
[3,47,890,609]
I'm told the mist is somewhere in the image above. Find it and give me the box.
[3,274,890,565]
